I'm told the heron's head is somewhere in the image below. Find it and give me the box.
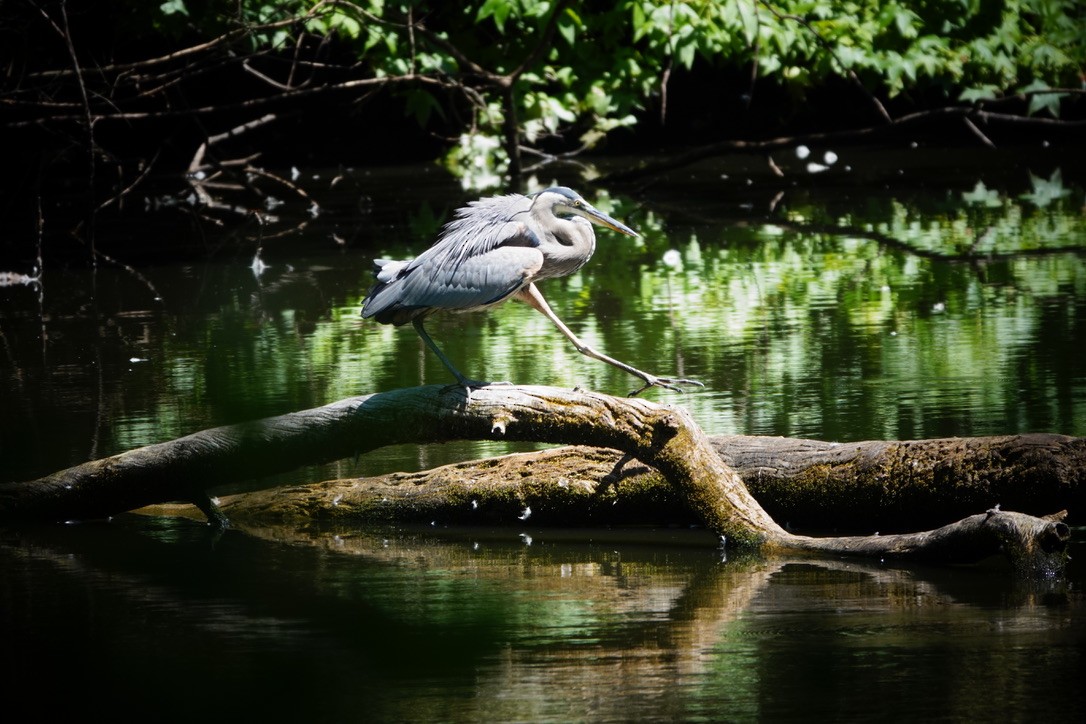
[532,187,639,238]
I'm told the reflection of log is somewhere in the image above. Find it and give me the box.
[1,386,1071,570]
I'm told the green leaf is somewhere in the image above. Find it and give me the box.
[959,85,1000,103]
[558,21,576,46]
[477,0,512,31]
[159,0,188,17]
[1021,80,1066,118]
[631,2,648,42]
[894,8,919,39]
[328,12,361,40]
[677,42,695,70]
[734,0,759,46]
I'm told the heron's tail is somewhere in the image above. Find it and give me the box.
[372,258,408,283]
[362,258,417,325]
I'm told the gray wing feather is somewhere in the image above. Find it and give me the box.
[362,195,542,325]
[398,245,543,310]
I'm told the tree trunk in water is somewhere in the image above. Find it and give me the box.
[217,434,1081,533]
[1,386,1072,571]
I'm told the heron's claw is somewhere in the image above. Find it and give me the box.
[627,376,704,397]
[442,379,514,400]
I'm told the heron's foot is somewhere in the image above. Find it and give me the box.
[441,379,514,400]
[627,375,704,397]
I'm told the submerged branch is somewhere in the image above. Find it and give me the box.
[598,106,1086,185]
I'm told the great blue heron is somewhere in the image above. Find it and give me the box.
[361,186,701,397]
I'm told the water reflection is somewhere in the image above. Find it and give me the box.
[2,516,1082,721]
[1,149,1084,487]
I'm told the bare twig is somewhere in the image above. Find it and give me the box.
[244,165,317,207]
[242,59,300,91]
[660,0,677,125]
[27,0,334,79]
[6,74,441,127]
[962,115,997,148]
[207,114,279,146]
[745,0,761,109]
[93,151,161,215]
[37,1,98,257]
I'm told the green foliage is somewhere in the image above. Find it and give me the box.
[149,0,1083,176]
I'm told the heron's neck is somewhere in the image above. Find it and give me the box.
[537,218,596,280]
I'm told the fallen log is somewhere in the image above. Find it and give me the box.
[716,433,1083,530]
[219,434,1083,532]
[0,385,1071,571]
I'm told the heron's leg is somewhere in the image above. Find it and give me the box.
[515,284,703,396]
[412,319,508,398]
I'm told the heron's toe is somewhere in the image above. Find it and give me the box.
[627,376,703,397]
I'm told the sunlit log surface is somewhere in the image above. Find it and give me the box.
[1,385,1072,571]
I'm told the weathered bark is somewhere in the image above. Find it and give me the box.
[1,385,1072,570]
[219,434,1082,532]
[715,433,1084,530]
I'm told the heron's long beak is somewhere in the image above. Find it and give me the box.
[583,205,639,238]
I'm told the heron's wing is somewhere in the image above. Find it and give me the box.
[397,243,544,311]
[440,194,536,255]
[362,195,540,325]
[363,230,544,325]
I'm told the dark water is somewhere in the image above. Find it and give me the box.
[3,518,1083,721]
[2,146,1085,720]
